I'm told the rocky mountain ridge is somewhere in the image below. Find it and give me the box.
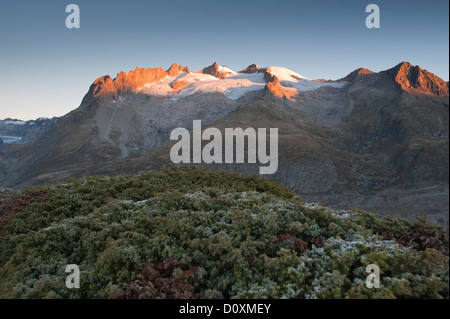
[0,117,57,145]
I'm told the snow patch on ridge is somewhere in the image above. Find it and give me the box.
[267,66,347,92]
[267,66,310,81]
[0,136,23,144]
[218,66,238,77]
[4,120,26,125]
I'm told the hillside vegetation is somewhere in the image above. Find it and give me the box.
[0,168,448,299]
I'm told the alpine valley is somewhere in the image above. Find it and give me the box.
[0,61,448,224]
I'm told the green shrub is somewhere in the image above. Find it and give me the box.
[0,167,448,299]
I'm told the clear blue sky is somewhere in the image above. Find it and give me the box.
[0,0,448,120]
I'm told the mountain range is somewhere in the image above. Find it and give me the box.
[0,61,448,224]
[0,117,56,144]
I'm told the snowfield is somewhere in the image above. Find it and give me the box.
[266,66,347,92]
[138,71,267,100]
[137,66,347,100]
[0,136,23,144]
[4,120,26,125]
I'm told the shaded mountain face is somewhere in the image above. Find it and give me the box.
[0,62,448,223]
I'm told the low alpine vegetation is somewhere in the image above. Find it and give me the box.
[0,168,448,299]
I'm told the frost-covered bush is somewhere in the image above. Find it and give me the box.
[0,167,448,299]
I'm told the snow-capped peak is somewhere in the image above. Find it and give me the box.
[266,66,347,92]
[266,66,310,81]
[218,65,238,77]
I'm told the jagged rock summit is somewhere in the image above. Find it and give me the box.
[240,64,263,74]
[387,62,449,96]
[166,63,191,77]
[201,62,235,79]
[88,64,192,98]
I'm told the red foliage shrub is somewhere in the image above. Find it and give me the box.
[277,234,308,254]
[0,192,45,243]
[0,191,48,218]
[0,196,31,218]
[310,237,326,248]
[114,259,201,299]
[379,226,449,256]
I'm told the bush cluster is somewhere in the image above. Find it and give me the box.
[0,167,448,299]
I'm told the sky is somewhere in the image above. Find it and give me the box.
[0,0,448,120]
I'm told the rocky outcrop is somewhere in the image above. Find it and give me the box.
[89,75,117,97]
[89,64,191,98]
[115,67,168,92]
[167,63,191,76]
[170,80,190,92]
[201,62,232,79]
[201,62,220,77]
[240,64,262,74]
[386,62,449,96]
[264,73,296,101]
